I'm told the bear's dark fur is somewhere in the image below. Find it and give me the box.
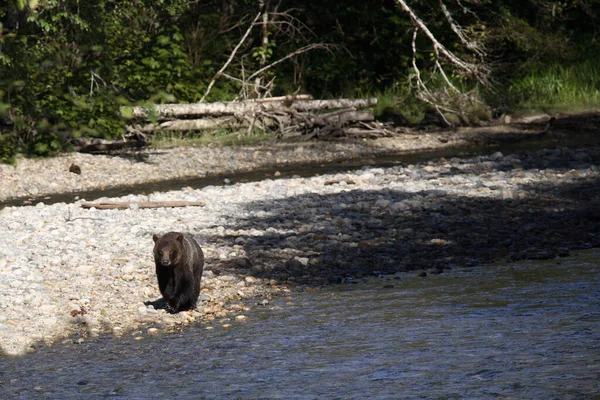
[152,232,204,313]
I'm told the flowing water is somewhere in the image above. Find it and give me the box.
[1,250,599,399]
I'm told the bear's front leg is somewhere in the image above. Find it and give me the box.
[167,280,194,313]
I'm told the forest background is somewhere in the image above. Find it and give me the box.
[1,0,599,162]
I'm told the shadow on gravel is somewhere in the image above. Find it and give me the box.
[207,176,600,286]
[143,298,168,311]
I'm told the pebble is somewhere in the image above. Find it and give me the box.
[0,141,598,356]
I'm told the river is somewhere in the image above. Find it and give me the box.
[1,249,598,399]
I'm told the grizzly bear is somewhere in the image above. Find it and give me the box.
[152,232,204,313]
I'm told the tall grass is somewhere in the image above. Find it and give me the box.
[507,60,600,113]
[373,83,425,123]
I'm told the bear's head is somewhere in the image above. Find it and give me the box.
[153,233,184,267]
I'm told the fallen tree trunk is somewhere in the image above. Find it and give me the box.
[136,116,288,132]
[341,127,389,138]
[82,201,206,210]
[75,138,147,153]
[137,110,375,130]
[251,94,312,102]
[314,110,374,125]
[136,117,243,132]
[134,108,375,134]
[128,97,377,119]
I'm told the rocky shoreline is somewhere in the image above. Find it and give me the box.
[0,119,557,204]
[1,122,600,355]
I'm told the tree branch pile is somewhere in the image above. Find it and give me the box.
[122,5,385,141]
[126,96,385,140]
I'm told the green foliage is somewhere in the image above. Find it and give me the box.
[504,60,600,113]
[29,132,62,157]
[0,133,17,164]
[374,83,424,124]
[15,0,38,10]
[0,0,200,159]
[1,0,600,161]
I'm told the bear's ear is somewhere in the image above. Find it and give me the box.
[176,234,184,243]
[152,234,160,243]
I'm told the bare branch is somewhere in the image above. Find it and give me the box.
[247,43,333,82]
[410,28,457,125]
[410,28,427,95]
[222,72,268,91]
[439,0,485,57]
[200,11,263,103]
[394,0,488,85]
[433,47,459,92]
[268,10,317,42]
[454,0,480,18]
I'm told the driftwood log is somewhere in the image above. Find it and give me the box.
[124,95,387,140]
[137,117,243,132]
[75,138,147,153]
[81,201,205,210]
[128,97,377,119]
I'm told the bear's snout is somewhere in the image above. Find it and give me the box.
[161,259,171,266]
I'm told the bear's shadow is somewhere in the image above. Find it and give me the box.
[144,298,169,311]
[143,297,210,314]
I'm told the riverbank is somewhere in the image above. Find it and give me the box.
[1,115,600,355]
[0,113,564,204]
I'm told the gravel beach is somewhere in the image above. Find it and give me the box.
[1,124,600,355]
[0,124,546,203]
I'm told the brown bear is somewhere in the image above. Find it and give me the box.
[152,232,204,313]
